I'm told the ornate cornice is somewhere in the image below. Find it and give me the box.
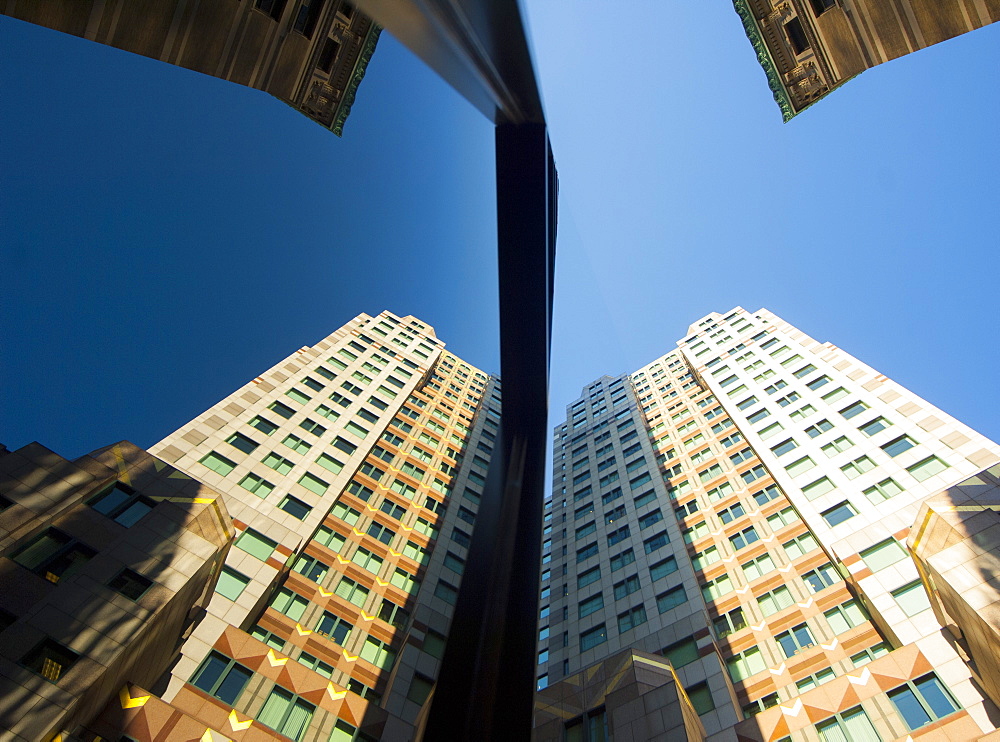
[331,24,382,137]
[731,0,796,122]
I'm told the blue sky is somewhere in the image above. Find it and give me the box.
[2,6,998,461]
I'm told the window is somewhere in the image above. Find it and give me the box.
[742,465,768,484]
[643,532,669,553]
[618,605,647,632]
[692,545,719,569]
[88,484,156,528]
[13,528,95,584]
[578,566,601,589]
[783,532,819,559]
[577,543,599,562]
[686,682,715,715]
[801,476,835,500]
[580,624,607,651]
[707,481,735,501]
[851,643,891,667]
[702,574,732,601]
[293,554,329,582]
[717,502,746,524]
[239,473,275,498]
[335,577,370,608]
[190,651,253,704]
[807,375,831,391]
[776,392,800,407]
[614,574,641,600]
[753,484,781,505]
[271,587,309,621]
[892,580,932,616]
[863,477,903,504]
[263,452,295,475]
[796,668,836,692]
[296,652,334,682]
[661,635,699,667]
[314,526,347,552]
[391,568,419,593]
[713,606,747,638]
[822,501,857,527]
[269,401,296,419]
[742,553,776,581]
[822,435,854,457]
[841,455,875,479]
[199,451,237,475]
[820,597,869,634]
[883,435,917,457]
[315,611,353,644]
[214,567,250,600]
[888,674,960,731]
[816,707,882,742]
[576,522,597,540]
[228,432,260,453]
[907,456,949,481]
[279,495,312,520]
[789,404,817,421]
[256,687,315,741]
[740,693,780,720]
[730,526,760,550]
[579,593,604,618]
[776,623,815,657]
[803,563,839,593]
[332,502,360,525]
[285,388,312,405]
[860,538,908,571]
[352,547,384,574]
[683,520,709,542]
[859,417,891,436]
[657,584,687,613]
[805,419,834,438]
[611,548,636,571]
[839,401,868,419]
[771,438,797,457]
[607,525,630,546]
[727,646,765,681]
[747,408,770,424]
[650,556,677,581]
[638,509,663,529]
[758,585,793,616]
[810,0,836,14]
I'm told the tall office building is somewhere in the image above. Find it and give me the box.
[1,0,380,135]
[536,307,1000,742]
[732,0,999,120]
[1,311,499,741]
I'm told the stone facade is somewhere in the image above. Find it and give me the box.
[1,0,379,135]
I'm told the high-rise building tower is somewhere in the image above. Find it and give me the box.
[732,0,999,120]
[1,310,499,741]
[536,307,1000,742]
[1,0,380,135]
[141,311,500,741]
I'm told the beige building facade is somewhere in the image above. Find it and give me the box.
[0,311,499,741]
[732,0,1000,119]
[1,0,380,135]
[540,307,1000,742]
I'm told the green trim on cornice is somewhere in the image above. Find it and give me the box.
[731,0,796,122]
[332,24,382,137]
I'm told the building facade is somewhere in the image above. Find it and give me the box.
[538,307,1000,742]
[0,440,232,742]
[732,0,1000,120]
[1,0,379,135]
[0,311,499,741]
[138,311,497,742]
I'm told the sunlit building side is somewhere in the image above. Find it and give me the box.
[537,307,1000,742]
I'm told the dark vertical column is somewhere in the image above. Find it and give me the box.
[417,122,556,741]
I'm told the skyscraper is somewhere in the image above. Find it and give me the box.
[732,0,1000,120]
[536,307,1000,741]
[1,0,380,135]
[1,311,500,741]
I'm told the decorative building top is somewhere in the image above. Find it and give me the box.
[731,0,796,121]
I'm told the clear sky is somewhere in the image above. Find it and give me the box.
[2,5,998,463]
